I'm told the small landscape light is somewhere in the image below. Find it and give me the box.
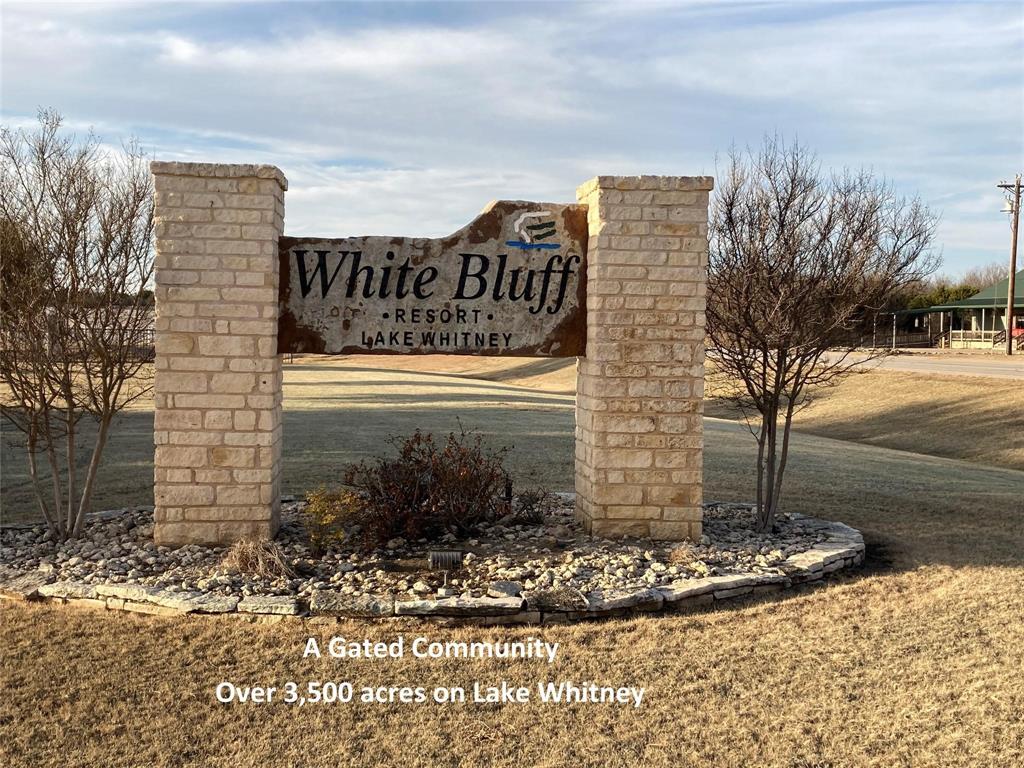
[427,549,464,570]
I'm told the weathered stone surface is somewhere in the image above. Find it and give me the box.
[487,580,524,598]
[525,587,589,612]
[151,161,284,548]
[151,591,240,614]
[827,522,863,539]
[0,572,49,600]
[150,161,288,189]
[587,588,664,613]
[1,498,865,623]
[38,581,97,600]
[573,176,711,541]
[713,586,753,599]
[656,577,717,602]
[95,583,160,602]
[237,595,301,615]
[65,597,110,611]
[753,573,791,585]
[820,545,861,565]
[785,552,826,572]
[309,590,394,617]
[278,201,588,356]
[394,596,524,616]
[706,574,758,591]
[120,600,182,616]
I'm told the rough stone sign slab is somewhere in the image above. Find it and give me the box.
[278,200,588,356]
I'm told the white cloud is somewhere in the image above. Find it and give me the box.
[649,3,1021,127]
[159,35,201,63]
[159,27,510,76]
[1,0,1020,272]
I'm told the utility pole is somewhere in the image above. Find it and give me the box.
[997,174,1021,355]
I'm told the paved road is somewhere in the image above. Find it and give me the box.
[828,352,1024,380]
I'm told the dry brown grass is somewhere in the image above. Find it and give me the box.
[3,551,1022,767]
[334,356,1024,469]
[220,539,294,580]
[305,354,580,394]
[4,435,1024,766]
[2,356,1023,766]
[4,357,1018,525]
[705,367,1024,470]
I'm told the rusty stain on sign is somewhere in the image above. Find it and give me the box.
[278,200,588,356]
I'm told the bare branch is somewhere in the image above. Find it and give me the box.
[706,136,938,530]
[0,110,154,539]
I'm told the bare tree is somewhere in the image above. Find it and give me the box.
[0,110,154,539]
[706,137,938,531]
[961,261,1007,290]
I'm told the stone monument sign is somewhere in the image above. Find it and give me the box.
[150,162,710,547]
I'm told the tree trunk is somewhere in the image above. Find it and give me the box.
[72,416,111,537]
[760,386,782,532]
[65,400,76,538]
[769,397,798,524]
[43,429,64,538]
[25,428,56,533]
[755,418,767,526]
[763,413,777,531]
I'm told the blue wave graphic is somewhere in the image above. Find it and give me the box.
[505,241,561,250]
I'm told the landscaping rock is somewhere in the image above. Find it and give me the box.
[309,590,393,617]
[151,591,240,614]
[526,587,589,611]
[38,581,97,600]
[656,577,718,602]
[395,596,524,616]
[237,596,301,615]
[1,499,864,622]
[95,583,160,602]
[587,588,664,613]
[0,572,49,600]
[487,580,523,598]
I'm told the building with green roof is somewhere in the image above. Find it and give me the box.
[905,269,1023,349]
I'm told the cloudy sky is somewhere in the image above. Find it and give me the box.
[2,0,1022,274]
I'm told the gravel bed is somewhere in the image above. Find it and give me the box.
[0,496,835,607]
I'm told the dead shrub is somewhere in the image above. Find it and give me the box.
[302,486,359,555]
[512,488,558,525]
[528,587,588,611]
[667,543,697,565]
[341,427,508,548]
[220,539,294,579]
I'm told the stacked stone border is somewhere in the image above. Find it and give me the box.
[1,515,864,625]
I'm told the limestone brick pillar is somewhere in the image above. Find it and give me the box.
[150,162,286,546]
[574,175,712,540]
